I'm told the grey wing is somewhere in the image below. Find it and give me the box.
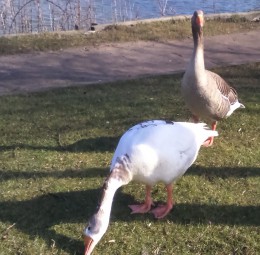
[206,70,238,105]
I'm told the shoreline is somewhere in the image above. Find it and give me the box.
[93,10,260,32]
[1,11,260,38]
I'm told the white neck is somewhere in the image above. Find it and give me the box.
[98,178,122,216]
[190,35,205,73]
[187,32,206,86]
[90,164,132,244]
[194,45,205,68]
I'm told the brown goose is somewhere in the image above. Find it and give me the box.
[181,10,245,146]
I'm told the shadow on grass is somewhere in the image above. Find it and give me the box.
[64,137,120,152]
[186,165,260,178]
[0,166,259,182]
[0,186,259,254]
[0,189,102,255]
[0,136,120,153]
[0,167,109,181]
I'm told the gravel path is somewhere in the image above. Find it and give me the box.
[0,29,259,95]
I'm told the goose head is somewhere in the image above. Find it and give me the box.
[192,10,204,36]
[84,210,109,255]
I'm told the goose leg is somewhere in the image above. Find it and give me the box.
[150,184,174,219]
[128,185,154,214]
[203,121,217,147]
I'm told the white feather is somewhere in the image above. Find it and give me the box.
[111,121,218,185]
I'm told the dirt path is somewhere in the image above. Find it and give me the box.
[0,29,259,95]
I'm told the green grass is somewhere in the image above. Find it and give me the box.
[0,63,259,255]
[0,16,259,55]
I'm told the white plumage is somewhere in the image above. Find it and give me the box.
[111,120,216,185]
[83,120,218,255]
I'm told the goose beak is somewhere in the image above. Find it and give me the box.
[196,14,204,27]
[84,236,94,255]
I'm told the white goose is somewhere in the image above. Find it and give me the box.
[83,120,218,255]
[181,10,245,146]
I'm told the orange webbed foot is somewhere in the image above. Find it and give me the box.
[150,203,173,219]
[128,202,154,214]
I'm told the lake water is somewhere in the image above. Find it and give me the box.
[0,0,259,34]
[95,0,260,24]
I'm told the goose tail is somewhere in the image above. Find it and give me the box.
[201,123,218,136]
[206,129,219,138]
[239,103,245,109]
[196,123,218,144]
[226,101,245,117]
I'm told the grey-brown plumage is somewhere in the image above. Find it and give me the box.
[181,10,245,145]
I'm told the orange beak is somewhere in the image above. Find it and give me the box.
[196,15,204,27]
[84,236,94,255]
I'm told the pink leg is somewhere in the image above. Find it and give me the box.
[128,185,154,214]
[203,121,217,147]
[150,184,174,219]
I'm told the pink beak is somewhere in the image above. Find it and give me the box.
[84,236,94,255]
[196,15,204,27]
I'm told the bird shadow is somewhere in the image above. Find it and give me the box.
[0,184,259,254]
[1,165,259,254]
[186,165,260,178]
[0,189,98,255]
[0,167,108,181]
[0,136,120,153]
[1,164,259,183]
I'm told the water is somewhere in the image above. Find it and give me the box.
[95,0,260,24]
[0,0,259,35]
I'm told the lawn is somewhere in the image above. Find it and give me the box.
[0,63,259,255]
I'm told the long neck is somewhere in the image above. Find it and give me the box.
[96,166,132,232]
[97,176,122,219]
[191,26,205,73]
